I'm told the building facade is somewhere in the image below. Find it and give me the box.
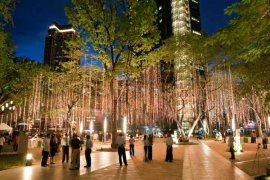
[43,22,77,70]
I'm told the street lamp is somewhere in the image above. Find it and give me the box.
[0,101,16,124]
[1,101,15,112]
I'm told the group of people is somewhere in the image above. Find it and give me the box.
[0,133,19,153]
[115,133,174,167]
[41,131,174,169]
[41,133,93,170]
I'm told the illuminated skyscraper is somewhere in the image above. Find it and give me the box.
[171,0,201,35]
[43,22,77,70]
[171,0,202,127]
[156,0,202,128]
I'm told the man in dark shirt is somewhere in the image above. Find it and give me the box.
[70,133,82,170]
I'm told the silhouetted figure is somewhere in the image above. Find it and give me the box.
[129,135,135,157]
[70,133,82,170]
[116,133,127,166]
[50,134,57,164]
[41,134,50,167]
[61,133,69,163]
[228,134,235,160]
[143,135,149,161]
[165,133,173,162]
[84,135,93,168]
[148,134,153,160]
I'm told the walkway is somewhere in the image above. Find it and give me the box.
[183,142,252,180]
[0,139,253,180]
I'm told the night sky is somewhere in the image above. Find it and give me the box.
[10,0,238,63]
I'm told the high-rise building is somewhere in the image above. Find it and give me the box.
[171,0,201,35]
[43,22,77,70]
[155,0,202,129]
[171,0,202,129]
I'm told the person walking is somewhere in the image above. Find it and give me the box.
[84,135,93,168]
[129,135,135,157]
[116,133,127,166]
[143,135,149,161]
[41,134,50,167]
[61,133,69,163]
[0,134,5,153]
[49,134,57,164]
[165,133,173,162]
[70,133,82,170]
[148,134,153,160]
[228,134,235,160]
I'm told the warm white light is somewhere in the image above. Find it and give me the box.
[104,117,107,133]
[79,121,83,134]
[10,101,13,104]
[173,130,178,144]
[26,153,32,160]
[49,24,76,33]
[268,116,270,126]
[12,106,15,110]
[123,116,127,134]
[234,129,242,153]
[6,103,8,108]
[89,121,94,133]
[232,118,235,131]
[1,106,4,111]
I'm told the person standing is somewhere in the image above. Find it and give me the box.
[129,135,135,157]
[116,133,127,166]
[165,133,173,162]
[50,134,57,164]
[143,135,149,161]
[70,133,82,170]
[148,134,153,160]
[0,134,5,153]
[13,135,19,152]
[41,134,50,167]
[84,135,93,168]
[228,134,235,160]
[61,133,69,163]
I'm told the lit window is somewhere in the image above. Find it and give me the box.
[191,17,200,22]
[192,30,201,35]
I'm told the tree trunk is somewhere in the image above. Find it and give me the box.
[110,78,118,148]
[188,112,202,139]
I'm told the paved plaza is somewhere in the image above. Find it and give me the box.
[0,139,259,180]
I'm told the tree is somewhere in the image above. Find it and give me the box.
[65,0,160,147]
[207,0,270,136]
[0,1,48,107]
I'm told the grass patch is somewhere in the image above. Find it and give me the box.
[0,153,26,171]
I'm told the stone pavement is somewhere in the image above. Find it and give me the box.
[183,142,252,180]
[204,139,270,177]
[0,139,253,180]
